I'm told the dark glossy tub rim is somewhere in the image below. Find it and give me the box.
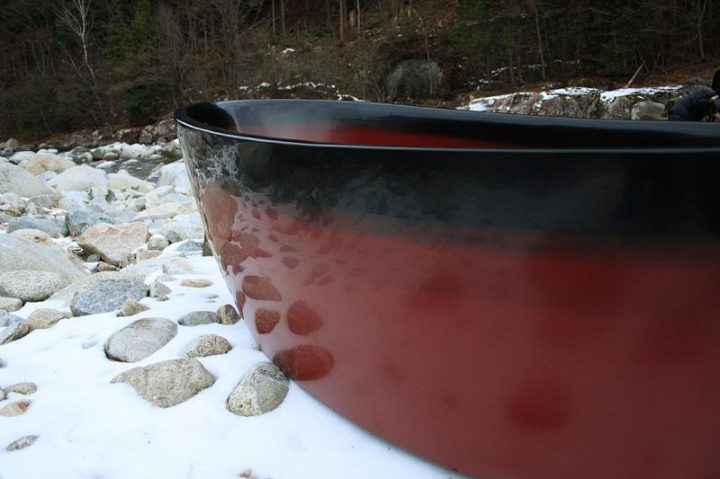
[175,99,720,157]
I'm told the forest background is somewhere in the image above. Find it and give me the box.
[2,0,719,140]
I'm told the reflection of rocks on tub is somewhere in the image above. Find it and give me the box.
[255,308,281,334]
[273,344,334,381]
[242,275,282,301]
[287,300,323,335]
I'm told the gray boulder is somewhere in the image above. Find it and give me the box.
[104,318,177,362]
[0,235,87,284]
[6,216,68,238]
[226,362,289,416]
[111,358,215,407]
[0,162,54,198]
[631,101,666,120]
[0,270,67,302]
[70,277,149,316]
[66,209,113,237]
[9,228,53,245]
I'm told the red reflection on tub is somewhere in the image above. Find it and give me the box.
[203,188,720,479]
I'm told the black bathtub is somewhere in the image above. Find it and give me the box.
[177,100,720,479]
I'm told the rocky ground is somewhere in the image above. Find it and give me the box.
[0,139,296,418]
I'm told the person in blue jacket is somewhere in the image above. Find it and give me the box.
[668,70,720,121]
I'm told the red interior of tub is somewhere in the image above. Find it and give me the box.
[231,123,514,148]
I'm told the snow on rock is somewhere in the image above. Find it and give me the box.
[0,162,54,198]
[155,161,192,194]
[226,362,289,417]
[0,311,22,327]
[104,318,177,362]
[108,170,154,193]
[20,152,75,176]
[464,85,682,120]
[0,270,67,303]
[46,164,110,198]
[110,358,215,408]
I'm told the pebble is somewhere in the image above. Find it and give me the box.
[0,400,31,417]
[0,296,23,312]
[181,334,232,358]
[117,298,150,317]
[149,280,171,301]
[178,311,219,326]
[180,278,212,288]
[3,382,38,395]
[5,435,39,452]
[0,321,31,345]
[147,233,170,251]
[226,362,289,416]
[217,304,242,324]
[24,309,69,330]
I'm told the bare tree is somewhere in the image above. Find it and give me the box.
[57,0,108,127]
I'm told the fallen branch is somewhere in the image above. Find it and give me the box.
[625,60,647,89]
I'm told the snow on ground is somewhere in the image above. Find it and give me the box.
[0,253,469,479]
[464,86,682,112]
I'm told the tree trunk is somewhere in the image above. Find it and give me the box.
[280,0,286,39]
[339,0,345,43]
[532,3,546,80]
